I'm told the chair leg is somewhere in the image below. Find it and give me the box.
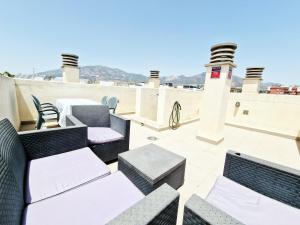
[56,112,60,122]
[35,120,39,129]
[36,116,44,130]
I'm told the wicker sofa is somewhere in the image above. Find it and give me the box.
[66,105,130,162]
[0,118,179,225]
[183,150,300,225]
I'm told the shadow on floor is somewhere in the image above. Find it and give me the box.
[19,123,36,131]
[296,130,300,156]
[296,141,300,156]
[20,121,59,131]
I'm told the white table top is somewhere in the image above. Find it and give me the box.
[56,98,99,127]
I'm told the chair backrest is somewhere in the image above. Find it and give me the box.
[31,95,40,111]
[71,105,110,127]
[107,97,118,112]
[101,96,108,105]
[0,119,27,225]
[224,150,300,209]
[31,95,40,105]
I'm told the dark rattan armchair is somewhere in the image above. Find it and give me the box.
[0,118,179,225]
[0,118,87,225]
[107,96,119,113]
[183,150,300,225]
[31,95,60,129]
[66,105,130,163]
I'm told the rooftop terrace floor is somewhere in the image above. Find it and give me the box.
[109,117,300,224]
[20,117,300,224]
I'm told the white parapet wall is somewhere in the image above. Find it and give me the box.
[134,86,202,130]
[0,76,20,129]
[242,78,261,93]
[157,87,202,128]
[15,79,136,122]
[62,66,80,83]
[136,87,159,121]
[226,93,300,139]
[4,77,300,139]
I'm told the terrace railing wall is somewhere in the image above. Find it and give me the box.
[14,79,136,122]
[135,86,203,130]
[136,87,159,121]
[156,87,202,128]
[1,77,300,140]
[0,76,20,129]
[226,93,300,139]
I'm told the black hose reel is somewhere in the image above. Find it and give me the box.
[169,101,182,130]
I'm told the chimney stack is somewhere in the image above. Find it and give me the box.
[197,42,237,144]
[242,67,264,93]
[209,44,236,64]
[61,53,80,83]
[148,70,160,88]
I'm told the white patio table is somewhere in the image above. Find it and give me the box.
[56,98,99,127]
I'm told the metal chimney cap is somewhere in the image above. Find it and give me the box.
[211,42,237,52]
[245,67,265,78]
[246,67,265,70]
[61,53,79,59]
[209,42,237,64]
[150,70,160,78]
[61,53,79,67]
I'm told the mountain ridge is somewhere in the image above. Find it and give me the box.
[19,65,280,88]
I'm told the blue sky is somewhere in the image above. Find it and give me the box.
[0,0,300,84]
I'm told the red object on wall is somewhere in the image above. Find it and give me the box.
[269,87,289,95]
[290,86,298,95]
[268,86,300,95]
[227,67,232,79]
[211,67,221,79]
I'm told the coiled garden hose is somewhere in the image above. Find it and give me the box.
[169,101,181,130]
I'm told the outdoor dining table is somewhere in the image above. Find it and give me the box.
[56,98,99,127]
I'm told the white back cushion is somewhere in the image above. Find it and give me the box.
[24,171,145,225]
[206,176,300,225]
[26,147,110,203]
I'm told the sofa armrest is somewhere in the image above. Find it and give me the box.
[110,114,130,138]
[19,125,87,160]
[183,194,242,225]
[66,115,85,127]
[107,184,179,225]
[224,150,300,209]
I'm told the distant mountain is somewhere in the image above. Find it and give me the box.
[161,73,206,85]
[26,65,148,83]
[160,73,244,87]
[19,65,278,88]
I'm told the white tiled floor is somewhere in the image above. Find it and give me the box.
[108,119,300,224]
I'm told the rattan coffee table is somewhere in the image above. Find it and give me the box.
[118,144,186,195]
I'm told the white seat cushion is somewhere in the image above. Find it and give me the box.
[26,147,110,204]
[23,171,145,225]
[88,127,124,144]
[206,176,300,225]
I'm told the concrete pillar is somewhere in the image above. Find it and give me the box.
[156,87,167,126]
[135,87,142,117]
[148,70,160,88]
[61,53,80,82]
[242,67,264,93]
[197,43,237,144]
